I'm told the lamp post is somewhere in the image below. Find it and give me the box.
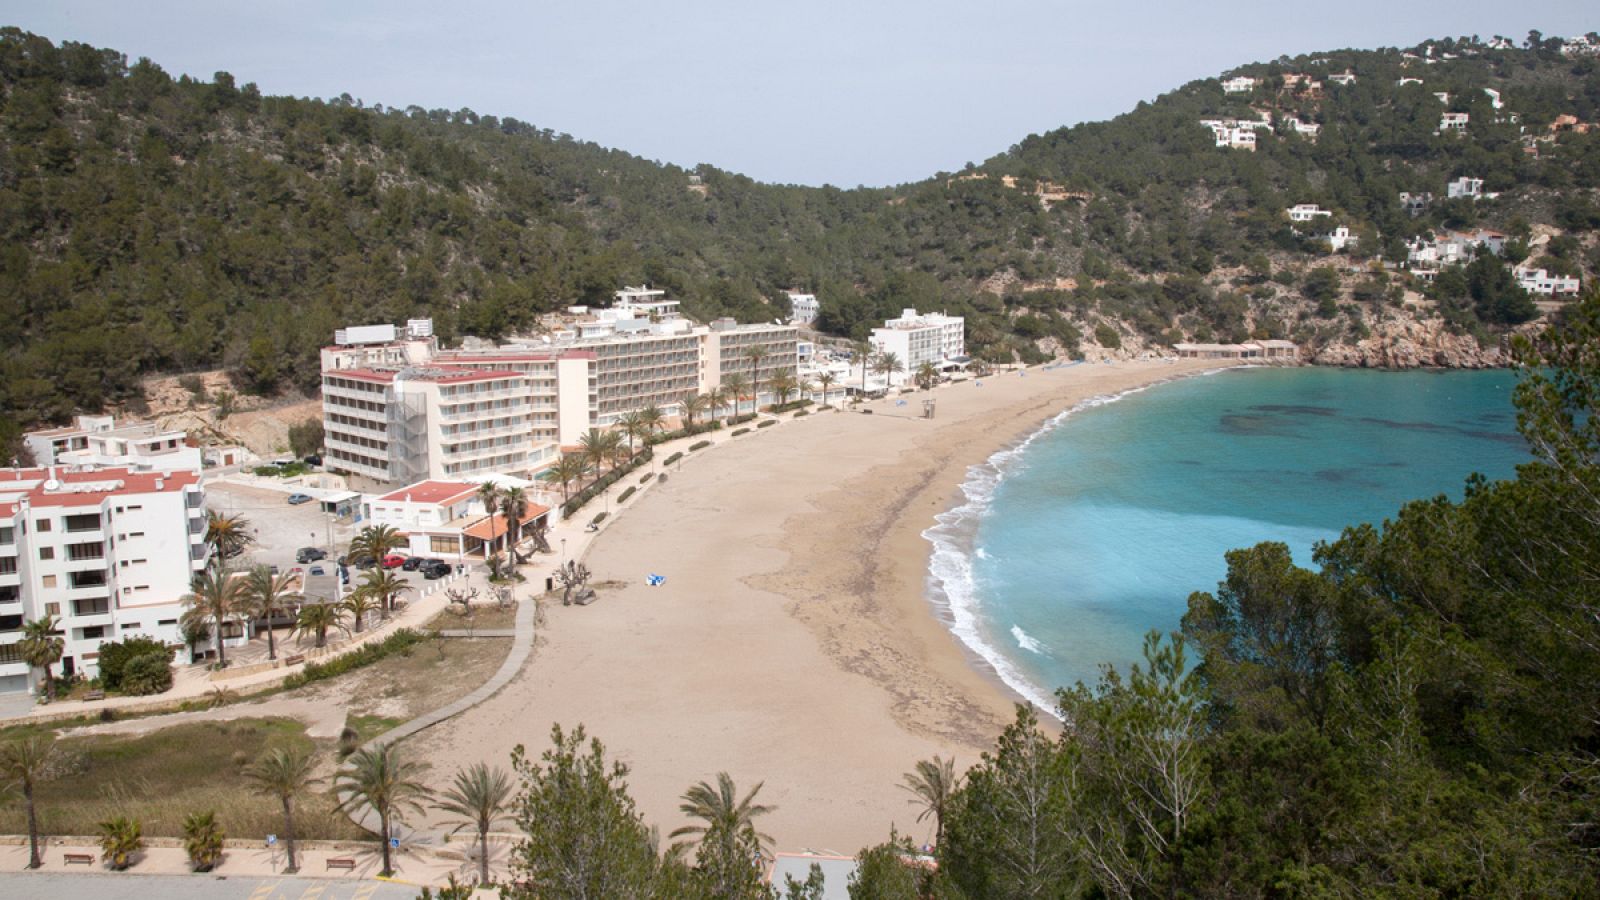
[560,538,567,567]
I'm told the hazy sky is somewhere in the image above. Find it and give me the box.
[1,2,1595,187]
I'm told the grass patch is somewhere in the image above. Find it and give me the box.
[423,602,519,633]
[281,628,426,690]
[0,718,365,841]
[344,713,403,745]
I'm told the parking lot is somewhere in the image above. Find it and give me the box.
[204,480,454,600]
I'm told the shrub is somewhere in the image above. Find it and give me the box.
[618,486,636,503]
[98,816,144,870]
[281,629,427,691]
[178,374,206,399]
[182,810,225,872]
[338,726,360,757]
[639,472,654,484]
[757,420,777,429]
[727,413,757,426]
[793,410,808,418]
[732,428,751,436]
[97,637,172,692]
[664,452,683,466]
[689,441,711,452]
[591,512,608,526]
[120,652,174,696]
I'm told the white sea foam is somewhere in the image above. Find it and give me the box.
[1011,625,1047,654]
[922,370,1229,720]
[974,547,990,560]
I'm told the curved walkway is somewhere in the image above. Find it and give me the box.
[340,591,537,834]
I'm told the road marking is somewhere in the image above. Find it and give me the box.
[296,884,328,900]
[350,885,379,900]
[246,884,277,900]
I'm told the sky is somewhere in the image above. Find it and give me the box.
[1,2,1595,187]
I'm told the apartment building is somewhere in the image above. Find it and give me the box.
[0,467,208,694]
[24,415,199,472]
[786,291,820,325]
[870,309,967,385]
[701,320,802,410]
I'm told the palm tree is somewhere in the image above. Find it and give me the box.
[816,371,838,408]
[500,486,530,550]
[577,429,618,477]
[916,361,940,391]
[291,601,343,649]
[182,567,244,667]
[242,565,300,661]
[638,404,665,441]
[873,350,905,390]
[355,568,411,619]
[856,339,874,395]
[98,815,144,870]
[899,755,962,849]
[616,410,647,455]
[334,744,434,878]
[204,510,253,566]
[669,772,777,858]
[744,344,769,411]
[342,590,381,634]
[769,368,798,407]
[704,385,729,422]
[1,736,54,868]
[434,762,514,885]
[349,524,405,564]
[545,454,588,504]
[475,481,503,563]
[681,392,710,430]
[18,616,64,700]
[244,745,322,873]
[720,374,748,420]
[182,810,226,872]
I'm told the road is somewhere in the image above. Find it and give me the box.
[0,872,423,900]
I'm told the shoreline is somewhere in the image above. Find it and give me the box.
[410,357,1239,853]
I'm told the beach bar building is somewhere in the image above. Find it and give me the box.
[1173,340,1298,360]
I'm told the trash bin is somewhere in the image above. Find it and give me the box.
[545,576,554,593]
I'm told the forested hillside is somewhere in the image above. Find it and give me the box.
[2,28,1599,445]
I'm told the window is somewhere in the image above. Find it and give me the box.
[80,625,105,640]
[122,622,139,631]
[34,519,50,532]
[430,536,457,554]
[157,618,177,626]
[0,526,12,545]
[0,557,15,575]
[44,601,60,616]
[42,576,57,589]
[38,547,54,561]
[72,597,109,616]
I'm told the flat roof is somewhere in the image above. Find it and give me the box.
[0,467,200,512]
[375,481,480,506]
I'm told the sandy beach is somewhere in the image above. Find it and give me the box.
[409,358,1232,854]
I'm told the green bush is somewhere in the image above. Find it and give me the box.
[639,472,654,484]
[757,419,777,429]
[645,420,721,446]
[732,428,750,436]
[618,486,636,503]
[590,512,608,526]
[97,636,173,692]
[121,652,174,696]
[664,452,683,466]
[688,441,711,452]
[793,410,808,418]
[281,629,426,690]
[771,399,813,414]
[727,413,757,426]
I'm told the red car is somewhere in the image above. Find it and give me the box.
[381,554,407,569]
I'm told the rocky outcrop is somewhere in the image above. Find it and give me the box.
[1311,316,1512,369]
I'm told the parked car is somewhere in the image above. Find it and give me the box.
[381,554,406,569]
[339,553,377,570]
[302,454,323,466]
[295,547,327,564]
[286,493,313,505]
[401,556,425,571]
[422,561,452,579]
[308,565,327,577]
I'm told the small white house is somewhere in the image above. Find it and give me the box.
[1514,267,1581,296]
[1446,176,1484,199]
[1329,70,1357,85]
[1287,204,1333,223]
[1326,226,1359,253]
[1399,192,1433,217]
[1221,76,1258,94]
[785,291,820,325]
[1397,77,1425,87]
[1286,118,1321,139]
[1438,112,1470,134]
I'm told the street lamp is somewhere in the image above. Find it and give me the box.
[560,538,567,567]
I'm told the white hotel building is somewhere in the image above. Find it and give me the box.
[869,309,966,385]
[0,467,209,694]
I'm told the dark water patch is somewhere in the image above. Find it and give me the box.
[1360,416,1528,447]
[1218,414,1304,437]
[1174,459,1202,466]
[1248,404,1339,417]
[1464,430,1528,447]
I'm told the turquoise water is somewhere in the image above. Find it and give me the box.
[924,367,1530,712]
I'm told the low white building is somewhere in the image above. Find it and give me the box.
[1406,229,1507,268]
[1514,267,1581,296]
[869,309,966,385]
[1286,118,1321,140]
[1446,176,1484,199]
[1221,75,1258,94]
[1329,70,1357,85]
[1399,191,1433,217]
[1287,204,1333,223]
[363,478,554,561]
[1200,117,1270,150]
[1326,226,1358,253]
[0,467,209,693]
[786,291,820,325]
[1438,112,1470,134]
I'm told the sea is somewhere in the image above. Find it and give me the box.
[924,366,1531,714]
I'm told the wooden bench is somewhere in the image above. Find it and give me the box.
[82,690,105,701]
[63,852,95,866]
[326,857,356,871]
[283,654,306,667]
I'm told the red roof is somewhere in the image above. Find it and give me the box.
[463,504,551,541]
[375,480,480,506]
[0,467,200,511]
[326,368,397,384]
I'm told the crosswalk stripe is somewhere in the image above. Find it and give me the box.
[297,883,327,900]
[245,883,277,900]
[350,885,379,900]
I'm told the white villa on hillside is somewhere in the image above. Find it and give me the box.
[1326,226,1358,253]
[1221,76,1258,93]
[786,291,819,325]
[24,415,200,472]
[1438,112,1469,134]
[1446,176,1484,199]
[1287,204,1333,222]
[1514,267,1581,296]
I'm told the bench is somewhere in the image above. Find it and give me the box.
[63,852,95,866]
[283,654,306,667]
[82,690,105,701]
[326,857,356,871]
